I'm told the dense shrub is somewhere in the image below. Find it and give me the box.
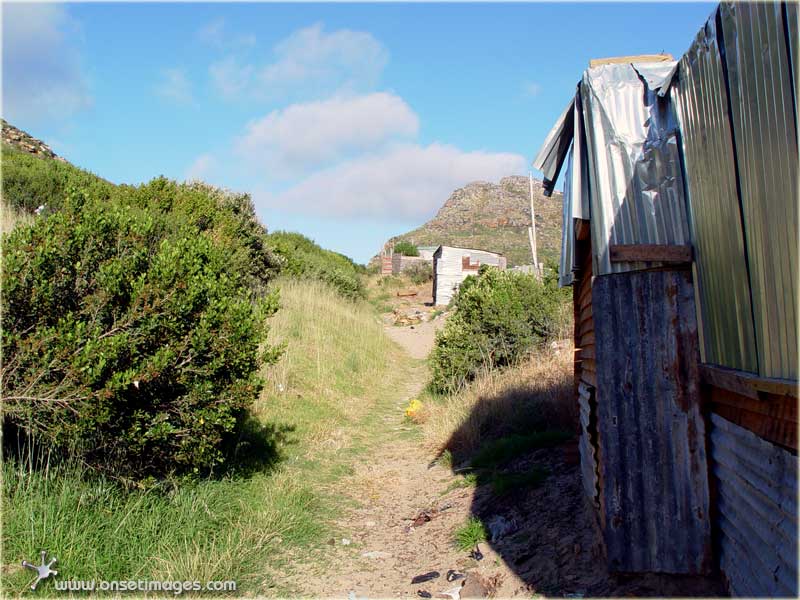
[405,261,433,285]
[266,231,365,300]
[1,144,114,215]
[429,265,570,394]
[121,178,281,294]
[393,240,419,256]
[2,184,280,481]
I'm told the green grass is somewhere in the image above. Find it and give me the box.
[2,458,322,596]
[470,430,572,471]
[490,467,549,495]
[441,472,478,495]
[454,517,487,551]
[2,279,414,597]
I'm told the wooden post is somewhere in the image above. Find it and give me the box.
[529,172,540,278]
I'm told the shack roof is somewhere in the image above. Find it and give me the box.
[433,245,504,258]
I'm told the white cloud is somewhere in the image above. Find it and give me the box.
[185,153,215,181]
[209,23,388,101]
[209,57,253,99]
[262,143,526,220]
[155,68,193,105]
[523,81,543,98]
[261,23,387,94]
[2,4,91,124]
[197,18,256,50]
[235,93,419,176]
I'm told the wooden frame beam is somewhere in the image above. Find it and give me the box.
[609,244,693,264]
[699,364,799,400]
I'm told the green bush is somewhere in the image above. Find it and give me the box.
[1,144,114,215]
[393,240,419,256]
[266,231,365,300]
[2,184,280,481]
[121,178,281,294]
[405,261,433,285]
[429,265,570,394]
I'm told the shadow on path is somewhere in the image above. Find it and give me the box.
[440,376,727,597]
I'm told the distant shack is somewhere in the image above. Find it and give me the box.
[534,2,797,596]
[432,245,506,306]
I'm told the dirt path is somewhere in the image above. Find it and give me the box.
[287,320,726,599]
[382,317,443,360]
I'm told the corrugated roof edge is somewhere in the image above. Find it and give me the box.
[433,245,505,258]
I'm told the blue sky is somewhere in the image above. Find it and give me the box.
[3,1,715,263]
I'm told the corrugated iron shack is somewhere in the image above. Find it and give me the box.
[533,2,797,595]
[432,246,507,306]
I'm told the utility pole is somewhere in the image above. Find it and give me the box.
[528,171,540,278]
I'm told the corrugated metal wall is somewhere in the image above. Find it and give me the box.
[673,15,758,373]
[718,1,798,380]
[432,247,506,306]
[574,241,598,509]
[577,382,599,507]
[580,63,691,277]
[710,414,798,597]
[433,248,463,306]
[593,269,712,574]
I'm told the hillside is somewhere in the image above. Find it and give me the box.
[1,119,66,162]
[382,176,563,267]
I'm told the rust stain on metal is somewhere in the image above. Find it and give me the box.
[592,269,711,574]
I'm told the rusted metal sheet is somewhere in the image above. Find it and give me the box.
[593,269,711,574]
[710,414,798,597]
[720,1,799,379]
[578,382,599,506]
[709,385,798,452]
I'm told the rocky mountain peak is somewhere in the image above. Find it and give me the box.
[2,119,67,162]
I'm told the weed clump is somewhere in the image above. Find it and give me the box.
[454,516,487,551]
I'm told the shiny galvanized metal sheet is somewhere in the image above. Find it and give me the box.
[672,10,758,373]
[593,269,712,574]
[577,382,599,506]
[560,150,576,287]
[532,96,575,196]
[710,414,798,597]
[720,1,799,379]
[580,62,691,277]
[432,246,505,306]
[559,94,593,287]
[787,2,798,126]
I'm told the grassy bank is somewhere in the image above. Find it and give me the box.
[423,341,575,466]
[2,279,413,596]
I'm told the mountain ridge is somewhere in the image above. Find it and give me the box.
[379,175,563,267]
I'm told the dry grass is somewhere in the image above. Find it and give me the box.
[255,277,407,458]
[1,201,33,234]
[423,340,575,463]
